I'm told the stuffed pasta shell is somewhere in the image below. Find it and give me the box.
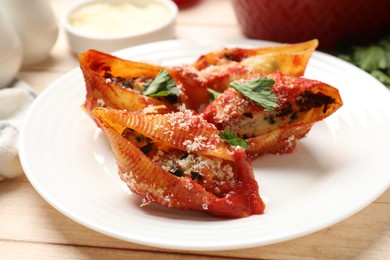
[79,49,182,116]
[173,39,318,112]
[202,71,343,158]
[92,107,265,218]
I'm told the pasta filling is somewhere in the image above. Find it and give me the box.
[121,127,235,196]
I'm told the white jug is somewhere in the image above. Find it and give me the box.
[1,0,58,65]
[0,11,22,88]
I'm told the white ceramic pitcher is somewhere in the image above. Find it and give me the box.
[1,0,58,65]
[0,11,22,88]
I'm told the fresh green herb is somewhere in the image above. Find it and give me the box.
[230,77,278,111]
[338,35,390,85]
[207,88,221,102]
[143,69,179,97]
[219,130,250,149]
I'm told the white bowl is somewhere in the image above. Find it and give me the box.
[62,0,178,55]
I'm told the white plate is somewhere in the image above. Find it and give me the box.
[19,39,390,251]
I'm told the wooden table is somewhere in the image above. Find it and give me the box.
[1,0,389,259]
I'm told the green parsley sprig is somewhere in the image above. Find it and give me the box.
[143,69,179,97]
[219,130,250,149]
[338,35,390,85]
[230,77,279,111]
[207,88,221,102]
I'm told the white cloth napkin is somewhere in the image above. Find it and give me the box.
[0,80,36,181]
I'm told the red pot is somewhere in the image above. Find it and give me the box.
[232,0,390,50]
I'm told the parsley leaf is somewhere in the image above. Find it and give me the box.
[207,88,221,102]
[219,130,250,149]
[353,45,387,71]
[143,69,179,97]
[338,35,390,85]
[230,77,278,111]
[371,69,390,84]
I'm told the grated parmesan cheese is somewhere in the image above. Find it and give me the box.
[97,98,105,106]
[69,1,172,36]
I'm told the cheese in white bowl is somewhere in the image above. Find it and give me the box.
[69,1,172,36]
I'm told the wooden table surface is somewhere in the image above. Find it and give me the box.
[1,0,389,259]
